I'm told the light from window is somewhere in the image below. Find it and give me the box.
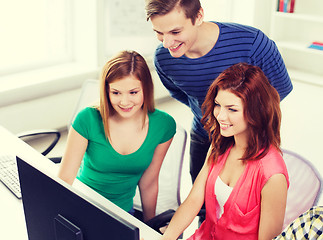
[0,0,72,76]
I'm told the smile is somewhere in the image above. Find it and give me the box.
[169,43,182,51]
[119,106,133,112]
[219,123,232,130]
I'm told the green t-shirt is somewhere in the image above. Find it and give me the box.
[72,107,176,211]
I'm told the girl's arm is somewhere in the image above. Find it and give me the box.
[58,127,88,185]
[138,138,173,222]
[258,174,288,240]
[161,157,210,240]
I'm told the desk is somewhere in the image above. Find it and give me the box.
[0,125,161,240]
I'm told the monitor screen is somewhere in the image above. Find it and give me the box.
[16,156,139,240]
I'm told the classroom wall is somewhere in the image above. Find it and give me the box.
[0,74,170,134]
[0,1,275,134]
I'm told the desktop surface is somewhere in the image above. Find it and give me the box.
[0,179,27,239]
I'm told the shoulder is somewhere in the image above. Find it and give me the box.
[78,106,98,114]
[154,44,171,62]
[260,147,285,168]
[73,107,101,128]
[72,107,102,138]
[257,147,289,186]
[155,43,168,55]
[75,107,100,120]
[215,21,269,50]
[149,109,176,140]
[216,21,263,36]
[149,109,175,126]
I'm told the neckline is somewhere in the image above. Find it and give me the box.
[106,112,152,157]
[212,146,249,200]
[217,176,233,190]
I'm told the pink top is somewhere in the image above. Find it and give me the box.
[188,146,289,240]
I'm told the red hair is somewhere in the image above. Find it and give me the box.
[201,63,281,163]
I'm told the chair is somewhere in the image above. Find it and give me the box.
[19,79,188,233]
[133,124,187,231]
[67,79,100,128]
[282,149,322,229]
[17,129,61,163]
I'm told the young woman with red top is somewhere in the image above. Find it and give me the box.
[160,63,289,240]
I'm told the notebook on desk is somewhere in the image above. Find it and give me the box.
[16,156,140,240]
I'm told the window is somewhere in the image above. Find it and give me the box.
[0,0,72,76]
[0,0,99,107]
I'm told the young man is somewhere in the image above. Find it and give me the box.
[145,0,293,186]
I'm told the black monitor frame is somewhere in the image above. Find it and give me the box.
[16,156,139,240]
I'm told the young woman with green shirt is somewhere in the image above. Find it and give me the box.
[58,50,176,222]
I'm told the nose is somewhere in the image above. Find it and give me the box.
[162,34,174,49]
[120,94,130,106]
[215,107,227,122]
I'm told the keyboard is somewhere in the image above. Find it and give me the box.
[0,154,22,199]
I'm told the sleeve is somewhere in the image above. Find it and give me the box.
[260,149,290,190]
[154,52,190,106]
[71,107,92,139]
[157,110,176,144]
[250,30,293,101]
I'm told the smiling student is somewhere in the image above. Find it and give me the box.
[144,0,293,195]
[58,50,176,222]
[159,63,289,240]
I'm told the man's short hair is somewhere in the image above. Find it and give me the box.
[145,0,201,24]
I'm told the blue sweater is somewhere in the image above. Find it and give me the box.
[154,22,293,138]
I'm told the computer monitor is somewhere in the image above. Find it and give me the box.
[16,156,139,240]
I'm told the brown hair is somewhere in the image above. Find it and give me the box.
[201,63,281,163]
[145,0,201,24]
[98,50,155,138]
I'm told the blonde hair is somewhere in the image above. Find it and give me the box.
[98,50,155,138]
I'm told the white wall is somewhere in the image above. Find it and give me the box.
[0,0,303,134]
[0,89,80,134]
[202,0,271,34]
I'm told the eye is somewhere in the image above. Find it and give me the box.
[171,31,180,35]
[130,91,138,95]
[228,108,238,112]
[111,91,119,95]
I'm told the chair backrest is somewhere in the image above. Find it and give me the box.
[69,79,100,128]
[133,124,187,215]
[282,149,322,229]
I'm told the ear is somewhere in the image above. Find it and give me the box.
[195,7,204,26]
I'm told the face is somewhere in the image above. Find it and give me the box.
[150,7,202,58]
[213,89,249,140]
[109,75,144,119]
